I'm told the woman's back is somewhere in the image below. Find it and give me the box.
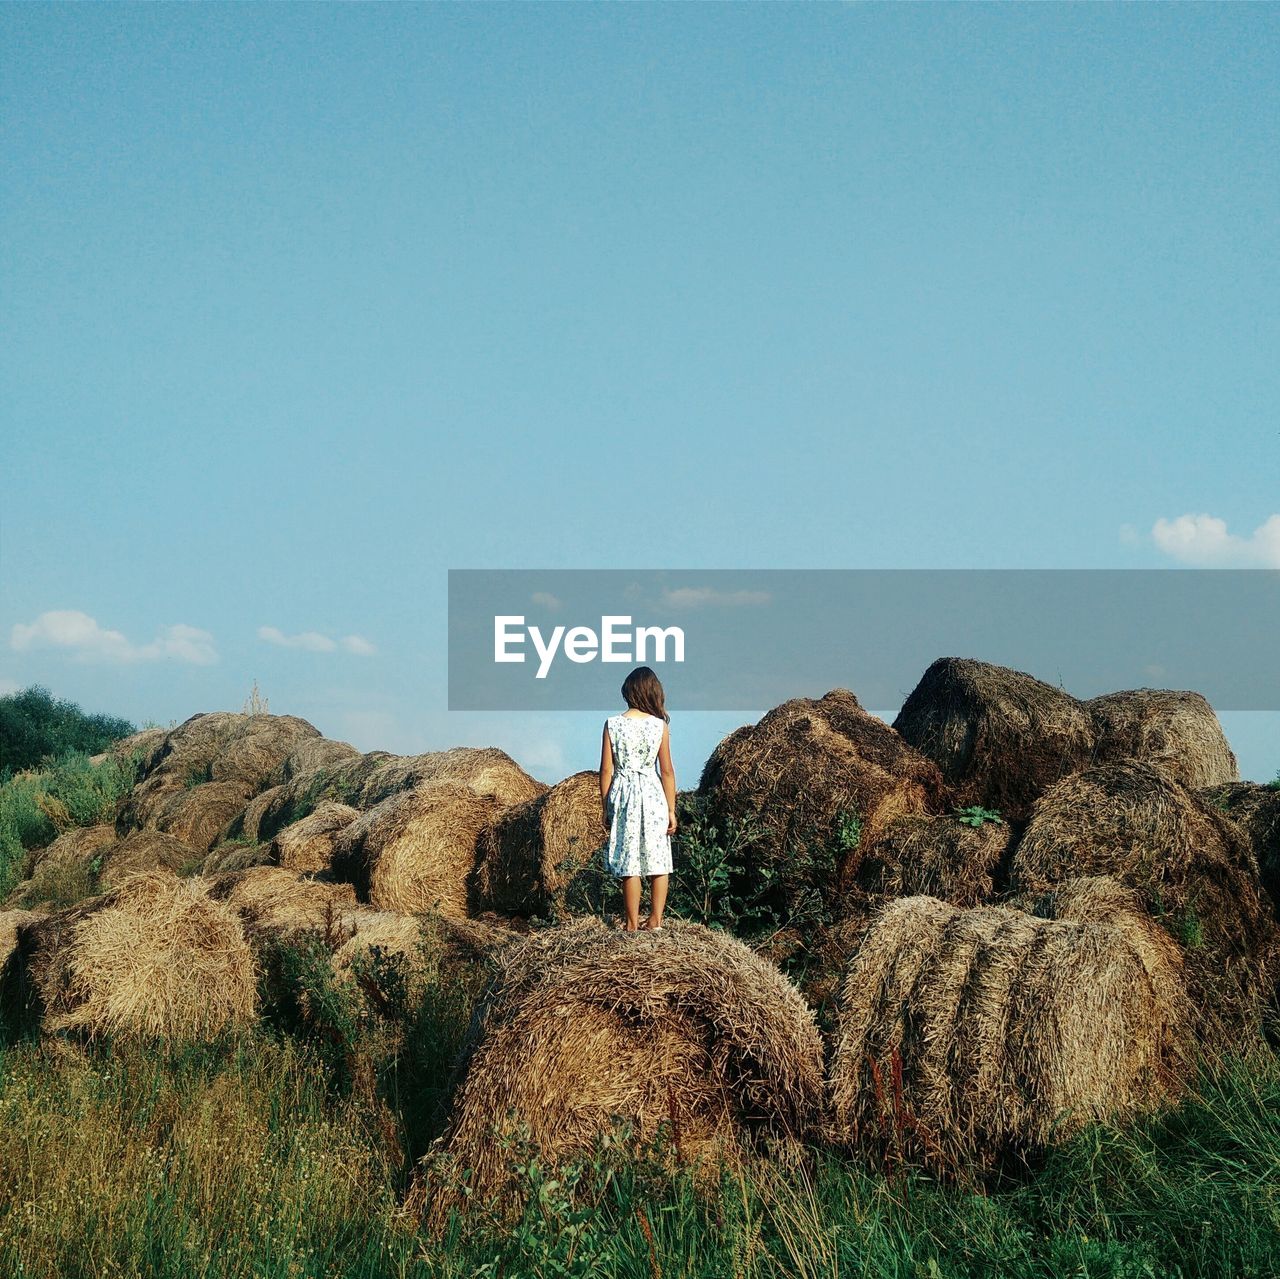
[607,712,664,773]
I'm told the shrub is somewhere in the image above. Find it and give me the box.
[0,686,134,774]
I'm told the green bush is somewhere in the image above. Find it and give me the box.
[0,685,134,774]
[0,749,142,900]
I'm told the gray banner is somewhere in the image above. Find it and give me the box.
[448,570,1280,711]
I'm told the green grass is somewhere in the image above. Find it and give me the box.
[0,749,142,901]
[1,977,1276,1279]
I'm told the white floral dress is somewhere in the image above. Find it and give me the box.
[604,713,672,878]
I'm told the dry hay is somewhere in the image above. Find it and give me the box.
[1009,762,1280,1044]
[893,658,1098,823]
[332,784,499,917]
[202,866,358,938]
[1,909,44,981]
[266,737,361,787]
[1087,689,1237,790]
[419,918,824,1219]
[21,872,258,1041]
[827,881,1194,1171]
[203,841,274,874]
[28,824,118,876]
[247,753,395,844]
[115,773,187,832]
[99,830,201,887]
[471,771,607,917]
[850,813,1009,908]
[138,711,322,790]
[269,801,360,874]
[357,747,546,810]
[89,726,168,769]
[698,690,944,900]
[150,779,257,852]
[1201,782,1280,918]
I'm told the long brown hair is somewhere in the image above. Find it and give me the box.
[621,666,668,722]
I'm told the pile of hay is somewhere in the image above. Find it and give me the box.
[99,830,200,886]
[849,813,1009,908]
[268,801,360,874]
[1010,762,1279,1043]
[20,872,258,1041]
[827,879,1194,1170]
[471,771,606,917]
[137,711,322,790]
[418,919,824,1219]
[697,690,944,902]
[357,747,546,809]
[332,783,499,917]
[266,737,361,787]
[1087,689,1237,790]
[27,824,118,876]
[202,867,358,938]
[0,909,43,983]
[149,779,258,852]
[88,726,168,768]
[233,753,394,845]
[1203,782,1280,917]
[892,658,1096,822]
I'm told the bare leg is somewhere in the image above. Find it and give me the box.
[645,874,669,929]
[621,876,642,931]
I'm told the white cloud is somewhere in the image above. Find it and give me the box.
[1150,514,1280,567]
[258,626,336,653]
[530,591,562,611]
[10,610,217,665]
[259,626,377,657]
[660,586,772,609]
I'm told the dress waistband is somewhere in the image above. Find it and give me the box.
[615,764,653,775]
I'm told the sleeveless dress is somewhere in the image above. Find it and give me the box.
[604,713,673,878]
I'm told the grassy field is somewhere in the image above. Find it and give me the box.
[2,983,1277,1279]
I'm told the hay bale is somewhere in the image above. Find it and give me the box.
[203,841,274,874]
[850,813,1009,907]
[268,801,360,874]
[332,784,499,917]
[471,771,606,917]
[330,908,516,986]
[827,883,1194,1170]
[93,726,168,769]
[893,658,1097,822]
[1201,782,1280,917]
[28,824,117,876]
[266,737,361,787]
[1088,689,1237,790]
[139,711,321,789]
[1009,762,1279,1043]
[698,690,944,904]
[248,753,395,844]
[115,773,187,832]
[21,872,258,1041]
[420,919,824,1218]
[151,779,257,852]
[100,830,201,886]
[1,909,44,981]
[202,866,358,938]
[357,747,546,810]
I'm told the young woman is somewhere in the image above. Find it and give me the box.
[599,665,676,931]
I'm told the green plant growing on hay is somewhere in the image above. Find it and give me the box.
[833,808,864,852]
[1266,770,1280,792]
[183,760,214,788]
[1177,906,1205,950]
[953,805,1005,827]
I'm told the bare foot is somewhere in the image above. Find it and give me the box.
[640,918,663,932]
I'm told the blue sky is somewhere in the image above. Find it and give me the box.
[2,4,1276,783]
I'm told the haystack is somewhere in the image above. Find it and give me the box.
[357,747,546,810]
[0,909,43,981]
[471,771,606,917]
[202,841,274,874]
[1202,782,1280,916]
[332,784,499,917]
[99,830,200,887]
[28,824,117,876]
[698,690,944,903]
[266,737,361,787]
[827,882,1194,1170]
[1010,762,1279,1042]
[21,872,258,1041]
[150,779,257,852]
[90,726,167,769]
[245,753,394,845]
[419,919,824,1218]
[893,658,1097,822]
[849,813,1009,907]
[268,801,360,874]
[138,711,321,790]
[115,773,186,832]
[202,866,358,938]
[1088,689,1237,790]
